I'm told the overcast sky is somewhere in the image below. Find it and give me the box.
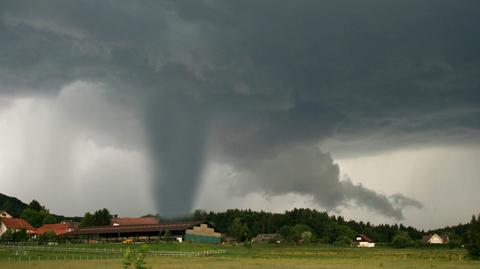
[0,1,479,229]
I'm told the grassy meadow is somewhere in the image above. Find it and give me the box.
[1,243,479,269]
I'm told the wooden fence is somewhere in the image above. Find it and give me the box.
[0,244,227,257]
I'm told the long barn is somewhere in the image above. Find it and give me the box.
[63,221,221,243]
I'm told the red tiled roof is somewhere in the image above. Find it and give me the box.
[356,234,374,243]
[0,217,35,231]
[111,217,159,226]
[36,223,71,236]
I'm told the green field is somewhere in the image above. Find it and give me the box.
[1,243,479,269]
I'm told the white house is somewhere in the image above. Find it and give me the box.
[354,234,375,248]
[423,234,449,244]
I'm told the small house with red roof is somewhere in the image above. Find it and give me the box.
[0,217,36,236]
[354,234,375,248]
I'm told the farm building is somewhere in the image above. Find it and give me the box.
[422,234,449,244]
[63,221,221,243]
[0,217,36,236]
[354,234,375,248]
[111,217,159,226]
[252,234,283,243]
[36,222,75,236]
[185,223,221,243]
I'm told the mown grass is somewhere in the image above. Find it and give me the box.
[1,243,479,269]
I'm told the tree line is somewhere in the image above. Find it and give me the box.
[2,199,480,259]
[189,208,470,247]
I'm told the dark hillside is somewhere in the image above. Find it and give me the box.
[0,192,29,217]
[0,192,81,222]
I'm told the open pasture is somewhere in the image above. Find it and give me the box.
[1,243,479,269]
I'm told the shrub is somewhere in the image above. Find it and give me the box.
[243,239,252,248]
[123,246,151,269]
[12,229,29,242]
[0,229,13,242]
[38,230,57,244]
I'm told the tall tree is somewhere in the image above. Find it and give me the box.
[292,224,313,242]
[79,212,95,228]
[79,208,112,227]
[28,200,43,211]
[228,217,250,241]
[20,200,56,228]
[467,214,480,259]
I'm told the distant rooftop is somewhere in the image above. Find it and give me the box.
[111,217,159,226]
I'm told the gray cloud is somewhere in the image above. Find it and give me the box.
[229,146,421,220]
[0,1,479,218]
[341,181,423,220]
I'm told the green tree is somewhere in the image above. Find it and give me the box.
[79,208,112,227]
[94,208,112,226]
[28,200,43,211]
[446,231,461,249]
[20,201,56,228]
[228,217,250,241]
[79,212,95,227]
[323,223,357,244]
[467,214,480,259]
[292,224,312,242]
[278,225,294,242]
[192,209,207,220]
[392,231,413,248]
[333,225,356,245]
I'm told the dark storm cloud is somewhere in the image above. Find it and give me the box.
[230,145,422,220]
[1,0,479,217]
